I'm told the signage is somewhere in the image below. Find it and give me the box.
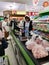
[33,0,39,6]
[43,1,49,7]
[12,10,26,15]
[16,11,26,15]
[12,10,16,14]
[27,12,38,16]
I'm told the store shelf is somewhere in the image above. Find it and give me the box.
[37,28,49,33]
[34,11,49,19]
[35,22,49,24]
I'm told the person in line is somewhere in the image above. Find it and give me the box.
[0,28,8,57]
[22,15,33,37]
[2,17,9,39]
[9,18,20,31]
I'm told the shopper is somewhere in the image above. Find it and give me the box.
[22,15,33,37]
[9,18,20,31]
[2,17,9,39]
[0,28,8,56]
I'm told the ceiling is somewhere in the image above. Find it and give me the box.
[0,0,33,12]
[0,0,32,4]
[0,0,48,5]
[0,2,26,11]
[0,0,49,12]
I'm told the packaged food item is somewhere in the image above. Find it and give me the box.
[32,45,48,59]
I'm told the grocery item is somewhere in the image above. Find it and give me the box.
[35,36,43,44]
[26,43,36,50]
[26,34,49,59]
[42,40,49,51]
[26,39,36,50]
[32,44,48,59]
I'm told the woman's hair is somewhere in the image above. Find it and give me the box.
[25,16,30,21]
[4,17,8,20]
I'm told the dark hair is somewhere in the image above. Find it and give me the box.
[25,16,30,21]
[35,36,39,40]
[4,17,8,20]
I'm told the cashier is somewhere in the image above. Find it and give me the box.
[22,15,33,37]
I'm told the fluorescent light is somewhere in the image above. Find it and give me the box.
[17,11,26,15]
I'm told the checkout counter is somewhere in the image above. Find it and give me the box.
[10,30,49,65]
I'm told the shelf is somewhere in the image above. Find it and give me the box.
[36,28,49,33]
[34,11,49,19]
[34,22,49,24]
[33,29,49,41]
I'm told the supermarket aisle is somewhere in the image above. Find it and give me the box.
[5,40,18,65]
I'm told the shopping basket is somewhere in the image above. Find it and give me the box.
[0,55,11,65]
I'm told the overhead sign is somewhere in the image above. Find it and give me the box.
[27,12,38,16]
[43,1,49,7]
[16,11,26,15]
[12,10,26,15]
[33,0,39,6]
[12,10,16,14]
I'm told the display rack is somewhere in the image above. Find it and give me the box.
[33,21,49,40]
